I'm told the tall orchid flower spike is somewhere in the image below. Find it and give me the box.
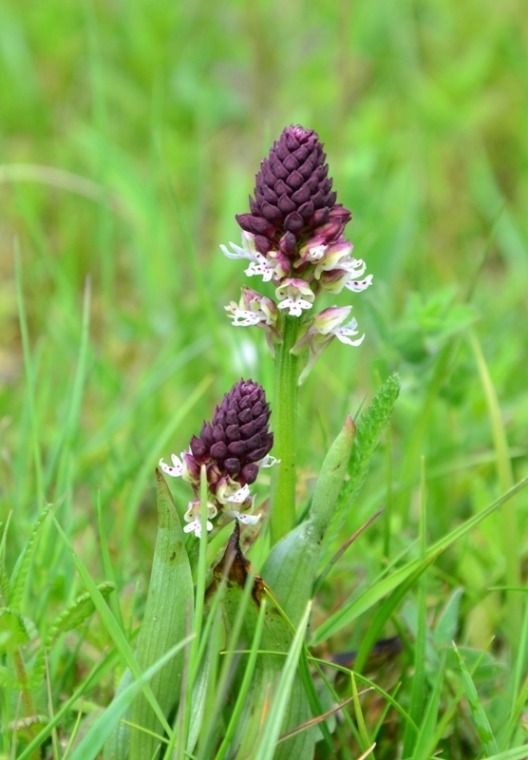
[222,125,373,541]
[159,380,278,537]
[221,125,371,349]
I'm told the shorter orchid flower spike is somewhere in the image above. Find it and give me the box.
[275,278,315,317]
[159,379,276,538]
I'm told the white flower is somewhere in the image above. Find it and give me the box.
[183,519,213,537]
[216,480,251,506]
[183,500,218,538]
[311,241,354,280]
[292,306,365,383]
[159,454,184,478]
[301,244,327,263]
[225,287,278,329]
[275,278,315,317]
[225,306,266,327]
[221,233,276,283]
[320,260,373,295]
[343,273,373,293]
[223,510,261,525]
[259,454,280,468]
[245,254,275,282]
[220,231,259,262]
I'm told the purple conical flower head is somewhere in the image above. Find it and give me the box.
[159,380,277,537]
[194,379,273,485]
[236,125,351,257]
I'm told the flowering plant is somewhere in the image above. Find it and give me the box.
[102,126,399,760]
[222,125,373,544]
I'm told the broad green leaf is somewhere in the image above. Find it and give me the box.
[128,469,194,760]
[251,602,312,760]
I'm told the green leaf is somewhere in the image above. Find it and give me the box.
[328,373,399,542]
[0,607,30,650]
[128,469,194,760]
[481,747,528,760]
[262,415,355,628]
[10,504,52,608]
[52,516,174,747]
[251,602,312,760]
[452,641,499,756]
[409,655,446,760]
[434,587,464,648]
[29,581,115,687]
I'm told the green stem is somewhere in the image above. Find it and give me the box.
[270,315,300,545]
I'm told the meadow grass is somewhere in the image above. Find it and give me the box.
[1,0,528,757]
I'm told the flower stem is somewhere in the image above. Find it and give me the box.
[270,315,300,545]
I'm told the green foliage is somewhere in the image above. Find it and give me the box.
[335,373,400,519]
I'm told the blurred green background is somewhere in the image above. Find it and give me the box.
[1,0,527,649]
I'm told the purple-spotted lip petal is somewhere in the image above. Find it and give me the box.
[159,454,184,477]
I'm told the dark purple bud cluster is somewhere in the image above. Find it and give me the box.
[236,125,351,257]
[189,380,273,486]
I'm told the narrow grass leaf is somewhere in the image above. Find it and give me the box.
[213,598,267,760]
[351,672,372,753]
[402,461,428,758]
[453,641,499,755]
[251,602,312,760]
[434,587,464,648]
[17,648,121,760]
[480,746,528,760]
[470,331,520,654]
[128,469,194,760]
[410,655,445,760]
[14,239,44,504]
